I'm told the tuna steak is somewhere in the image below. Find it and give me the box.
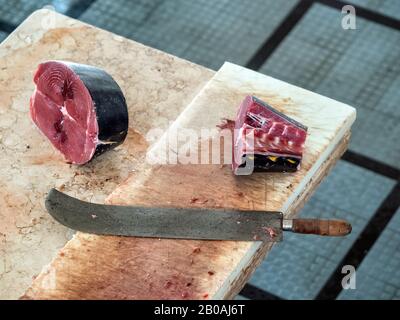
[233,95,307,175]
[30,61,129,164]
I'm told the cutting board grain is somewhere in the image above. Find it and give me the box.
[23,63,355,299]
[0,9,212,299]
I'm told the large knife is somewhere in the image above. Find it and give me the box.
[45,188,351,241]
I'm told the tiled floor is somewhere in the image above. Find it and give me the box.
[0,0,50,25]
[248,161,396,299]
[349,0,400,20]
[0,31,8,42]
[261,4,400,169]
[1,0,399,300]
[80,0,299,70]
[0,0,91,26]
[338,208,400,299]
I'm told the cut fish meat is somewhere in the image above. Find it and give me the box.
[233,95,307,175]
[30,61,129,164]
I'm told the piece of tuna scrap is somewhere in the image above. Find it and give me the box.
[233,95,307,175]
[30,61,129,164]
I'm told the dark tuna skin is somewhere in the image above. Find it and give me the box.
[66,62,129,159]
[30,61,129,164]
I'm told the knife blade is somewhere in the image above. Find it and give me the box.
[45,188,351,241]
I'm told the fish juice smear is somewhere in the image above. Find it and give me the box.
[233,95,307,175]
[30,61,129,165]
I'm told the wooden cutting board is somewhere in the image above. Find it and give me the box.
[0,9,212,299]
[23,63,356,299]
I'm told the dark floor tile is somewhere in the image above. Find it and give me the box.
[338,208,400,299]
[0,31,8,42]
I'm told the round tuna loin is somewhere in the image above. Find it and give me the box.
[30,61,129,164]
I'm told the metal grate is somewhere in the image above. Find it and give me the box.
[349,0,400,20]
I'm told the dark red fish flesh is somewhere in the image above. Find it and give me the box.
[233,96,307,175]
[30,61,129,164]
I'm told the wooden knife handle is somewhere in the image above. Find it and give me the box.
[289,219,352,236]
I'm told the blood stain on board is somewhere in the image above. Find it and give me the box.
[262,227,277,238]
[190,197,199,204]
[192,247,201,254]
[164,280,173,289]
